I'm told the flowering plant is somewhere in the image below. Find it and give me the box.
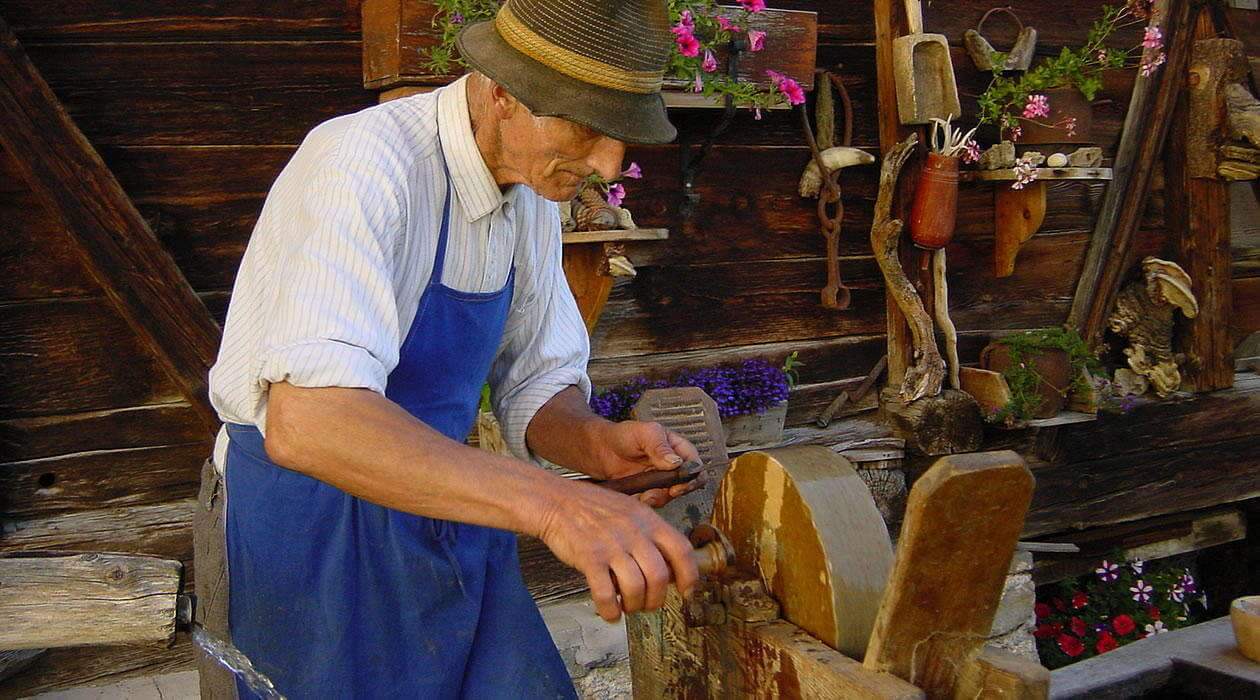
[423,0,807,118]
[975,0,1167,142]
[590,356,795,422]
[1035,555,1205,669]
[579,161,643,209]
[986,327,1101,425]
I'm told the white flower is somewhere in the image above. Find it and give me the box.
[1170,584,1185,603]
[1130,579,1153,603]
[1130,558,1145,574]
[1095,560,1120,582]
[1144,621,1168,635]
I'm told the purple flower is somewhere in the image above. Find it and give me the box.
[450,11,464,24]
[1120,393,1139,413]
[621,162,642,179]
[1130,579,1153,604]
[606,182,626,207]
[1130,558,1145,575]
[702,50,719,73]
[1170,584,1185,603]
[1179,571,1197,594]
[747,29,766,52]
[1096,560,1119,582]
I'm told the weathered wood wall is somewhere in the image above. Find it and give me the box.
[0,0,1257,695]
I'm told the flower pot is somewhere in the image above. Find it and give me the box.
[722,401,787,448]
[909,152,960,250]
[980,343,1072,419]
[1016,86,1093,145]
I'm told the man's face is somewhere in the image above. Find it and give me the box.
[498,108,627,202]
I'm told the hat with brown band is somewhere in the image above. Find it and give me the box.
[455,0,678,145]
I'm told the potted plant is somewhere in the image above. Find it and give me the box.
[974,0,1167,145]
[590,352,801,448]
[981,327,1099,422]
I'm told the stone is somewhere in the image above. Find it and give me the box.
[1047,152,1069,168]
[1022,151,1046,166]
[978,141,1016,170]
[1068,146,1104,168]
[988,552,1038,661]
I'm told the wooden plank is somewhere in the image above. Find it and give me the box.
[864,451,1037,695]
[0,443,206,519]
[0,19,221,432]
[956,646,1050,700]
[21,40,374,147]
[0,552,181,650]
[0,639,195,698]
[0,403,204,463]
[3,1,359,40]
[1068,0,1199,343]
[960,168,1113,182]
[0,174,98,301]
[0,298,185,417]
[0,499,196,561]
[561,228,668,244]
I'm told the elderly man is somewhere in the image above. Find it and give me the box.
[194,1,699,697]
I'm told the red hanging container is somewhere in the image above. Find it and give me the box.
[909,152,960,250]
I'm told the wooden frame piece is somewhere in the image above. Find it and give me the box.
[0,17,221,434]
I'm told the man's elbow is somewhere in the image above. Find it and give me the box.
[263,381,310,467]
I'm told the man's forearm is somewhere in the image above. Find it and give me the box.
[263,382,569,537]
[525,386,613,476]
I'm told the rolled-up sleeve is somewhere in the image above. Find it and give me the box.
[488,202,592,462]
[253,123,409,403]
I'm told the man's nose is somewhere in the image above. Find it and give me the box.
[587,138,627,181]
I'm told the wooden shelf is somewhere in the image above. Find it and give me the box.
[661,92,792,110]
[960,167,1113,182]
[561,228,668,244]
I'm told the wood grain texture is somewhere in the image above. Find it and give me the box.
[0,403,205,463]
[0,18,220,431]
[0,552,180,650]
[863,451,1036,696]
[0,638,195,698]
[3,1,360,40]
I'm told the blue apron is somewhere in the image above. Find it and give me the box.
[224,153,577,699]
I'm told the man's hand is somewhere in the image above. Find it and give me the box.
[536,480,700,622]
[588,420,704,508]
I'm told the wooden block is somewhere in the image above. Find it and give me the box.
[957,646,1049,699]
[881,388,983,456]
[863,451,1040,696]
[958,366,1011,416]
[993,181,1046,278]
[0,552,181,650]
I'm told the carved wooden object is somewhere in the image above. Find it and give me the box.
[0,552,182,650]
[891,0,960,125]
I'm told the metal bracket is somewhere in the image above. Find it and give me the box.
[679,37,747,219]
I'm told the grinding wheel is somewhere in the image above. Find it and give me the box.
[712,445,893,659]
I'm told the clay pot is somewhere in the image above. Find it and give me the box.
[909,152,960,250]
[980,343,1072,419]
[1016,86,1093,145]
[721,401,787,449]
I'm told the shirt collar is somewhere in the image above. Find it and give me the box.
[437,75,507,222]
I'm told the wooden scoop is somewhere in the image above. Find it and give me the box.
[892,0,961,125]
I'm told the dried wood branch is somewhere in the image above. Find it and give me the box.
[870,134,945,402]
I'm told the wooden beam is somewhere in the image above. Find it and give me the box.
[1067,0,1199,344]
[0,552,181,650]
[0,17,221,434]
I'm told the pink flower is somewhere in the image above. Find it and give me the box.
[766,69,785,85]
[677,9,695,29]
[739,0,767,12]
[675,32,701,57]
[1141,51,1166,77]
[693,72,703,93]
[1011,155,1039,190]
[1095,48,1108,62]
[962,139,981,164]
[1063,116,1078,138]
[1142,26,1163,50]
[1009,125,1023,142]
[1023,93,1051,120]
[702,50,718,73]
[715,15,743,33]
[606,183,625,208]
[754,106,763,120]
[777,76,806,105]
[621,162,642,179]
[747,29,766,52]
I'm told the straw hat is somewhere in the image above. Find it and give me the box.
[456,0,678,145]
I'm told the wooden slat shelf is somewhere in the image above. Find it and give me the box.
[561,228,668,245]
[661,92,793,110]
[960,167,1114,182]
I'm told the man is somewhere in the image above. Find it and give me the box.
[194,1,700,697]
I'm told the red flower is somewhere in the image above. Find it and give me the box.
[1147,606,1161,621]
[1095,632,1118,654]
[1035,603,1052,619]
[1033,622,1062,639]
[1112,614,1136,636]
[1070,617,1087,636]
[1057,633,1085,657]
[1053,597,1067,612]
[1072,592,1089,609]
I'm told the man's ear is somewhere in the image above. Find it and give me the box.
[489,82,521,120]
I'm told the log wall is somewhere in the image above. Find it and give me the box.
[0,1,1257,694]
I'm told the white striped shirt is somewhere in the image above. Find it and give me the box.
[208,74,592,463]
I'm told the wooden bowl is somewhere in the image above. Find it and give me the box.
[1232,595,1260,662]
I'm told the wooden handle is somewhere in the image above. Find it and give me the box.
[595,463,700,495]
[902,0,924,34]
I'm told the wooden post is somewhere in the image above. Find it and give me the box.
[863,451,1042,697]
[0,553,182,650]
[0,17,222,434]
[1166,31,1244,391]
[1067,0,1199,346]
